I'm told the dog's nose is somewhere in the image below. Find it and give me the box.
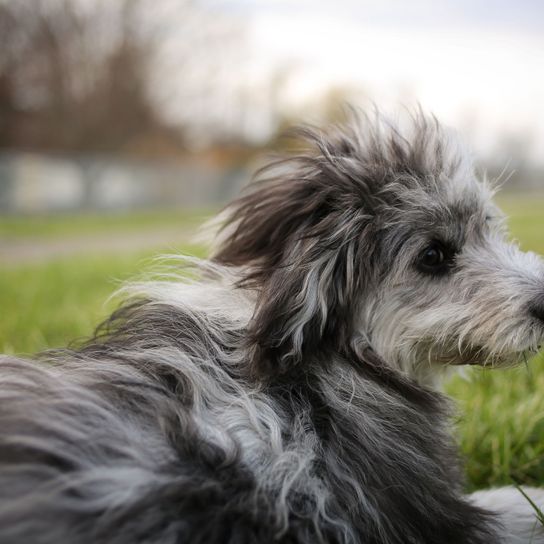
[530,302,544,324]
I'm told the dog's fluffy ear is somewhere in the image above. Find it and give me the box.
[213,127,374,376]
[247,238,360,376]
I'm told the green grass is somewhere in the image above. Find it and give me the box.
[0,245,205,355]
[497,194,544,253]
[447,360,544,490]
[0,209,211,239]
[0,251,151,355]
[0,195,543,491]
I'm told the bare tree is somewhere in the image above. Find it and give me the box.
[0,0,282,155]
[0,0,180,153]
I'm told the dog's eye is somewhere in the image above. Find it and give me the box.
[421,247,444,266]
[417,243,452,275]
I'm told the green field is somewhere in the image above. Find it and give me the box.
[0,209,209,239]
[1,195,544,491]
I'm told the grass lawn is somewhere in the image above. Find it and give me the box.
[1,251,162,355]
[1,194,544,491]
[0,209,210,240]
[0,245,206,355]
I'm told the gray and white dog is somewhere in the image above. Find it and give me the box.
[1,111,544,544]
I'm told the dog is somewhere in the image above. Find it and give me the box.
[1,110,544,543]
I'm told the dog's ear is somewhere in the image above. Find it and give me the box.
[246,236,362,376]
[213,127,376,377]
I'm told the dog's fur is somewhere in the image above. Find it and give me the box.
[1,111,544,543]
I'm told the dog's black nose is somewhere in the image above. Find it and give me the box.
[530,302,544,324]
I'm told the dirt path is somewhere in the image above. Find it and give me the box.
[0,227,198,266]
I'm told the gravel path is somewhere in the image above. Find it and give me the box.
[0,227,197,266]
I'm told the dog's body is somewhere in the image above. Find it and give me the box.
[1,112,544,543]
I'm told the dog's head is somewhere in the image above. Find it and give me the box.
[213,111,544,383]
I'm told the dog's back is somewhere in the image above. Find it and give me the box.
[0,269,496,544]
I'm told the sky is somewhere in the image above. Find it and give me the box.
[202,0,544,166]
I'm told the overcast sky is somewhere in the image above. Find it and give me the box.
[202,0,544,166]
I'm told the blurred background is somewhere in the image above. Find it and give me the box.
[1,0,544,491]
[1,0,544,220]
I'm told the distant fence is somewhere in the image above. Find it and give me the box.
[2,152,542,215]
[0,152,250,214]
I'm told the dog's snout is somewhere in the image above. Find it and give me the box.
[529,301,544,324]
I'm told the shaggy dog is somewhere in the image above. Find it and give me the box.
[1,111,544,544]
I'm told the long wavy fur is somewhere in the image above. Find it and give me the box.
[3,110,543,543]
